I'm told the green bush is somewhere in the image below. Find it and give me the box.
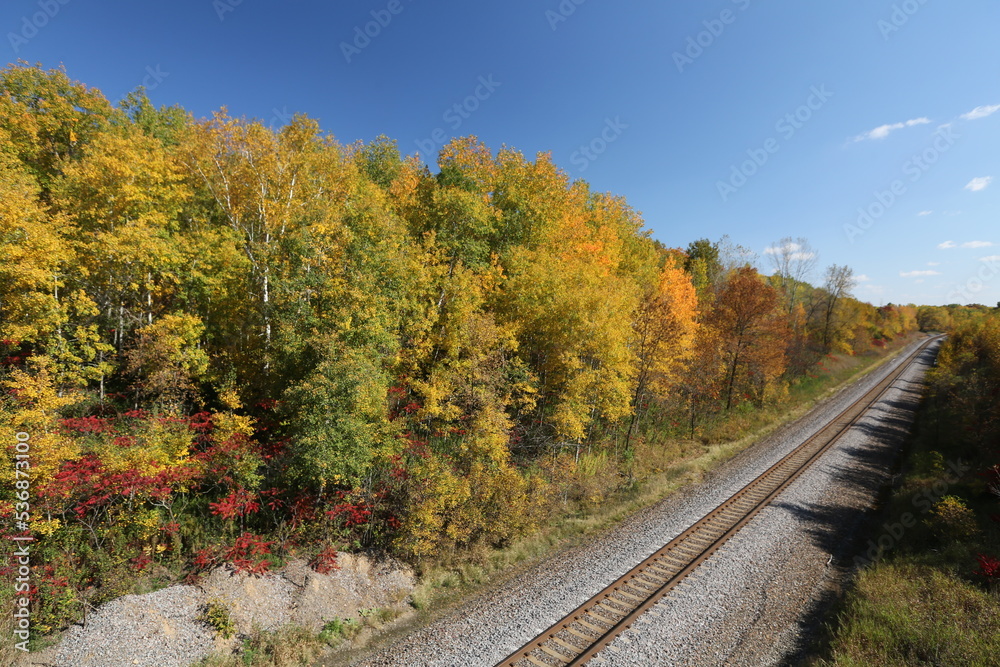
[199,598,236,639]
[926,495,978,542]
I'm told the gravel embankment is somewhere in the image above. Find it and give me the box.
[342,338,937,667]
[49,586,217,667]
[32,554,415,667]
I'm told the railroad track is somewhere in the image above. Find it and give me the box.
[497,336,942,667]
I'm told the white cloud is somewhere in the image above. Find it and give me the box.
[853,117,931,142]
[763,242,815,262]
[764,245,791,255]
[855,274,871,282]
[939,240,994,250]
[981,255,1000,263]
[900,270,941,278]
[927,262,940,266]
[918,210,933,216]
[962,104,1000,121]
[965,176,993,192]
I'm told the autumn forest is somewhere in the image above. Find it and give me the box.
[0,63,955,638]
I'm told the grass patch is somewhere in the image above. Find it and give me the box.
[817,562,1000,666]
[197,607,406,666]
[196,625,325,667]
[318,618,362,645]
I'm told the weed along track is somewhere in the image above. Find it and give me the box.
[496,336,943,667]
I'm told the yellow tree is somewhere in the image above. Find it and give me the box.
[180,111,324,385]
[625,257,699,450]
[53,127,189,346]
[502,178,642,445]
[0,126,68,346]
[125,314,210,412]
[0,62,116,195]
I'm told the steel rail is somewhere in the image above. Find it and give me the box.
[496,336,941,667]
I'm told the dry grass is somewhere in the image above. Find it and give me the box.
[197,625,326,667]
[815,563,1000,666]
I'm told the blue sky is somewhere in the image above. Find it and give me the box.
[3,0,998,306]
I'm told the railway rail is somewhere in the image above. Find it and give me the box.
[496,336,942,667]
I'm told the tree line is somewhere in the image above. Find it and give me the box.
[0,63,923,635]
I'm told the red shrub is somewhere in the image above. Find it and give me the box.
[975,553,1000,583]
[310,546,339,574]
[209,488,261,520]
[224,532,274,575]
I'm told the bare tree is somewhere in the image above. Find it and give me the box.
[766,237,818,316]
[821,264,856,349]
[718,234,758,274]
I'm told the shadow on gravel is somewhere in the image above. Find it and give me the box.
[770,373,924,555]
[763,351,934,665]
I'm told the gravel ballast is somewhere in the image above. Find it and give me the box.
[345,338,938,667]
[51,586,217,667]
[32,554,415,667]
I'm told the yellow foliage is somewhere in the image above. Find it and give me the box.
[0,128,70,343]
[394,452,548,559]
[33,517,62,536]
[0,356,82,486]
[96,416,193,476]
[212,411,256,443]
